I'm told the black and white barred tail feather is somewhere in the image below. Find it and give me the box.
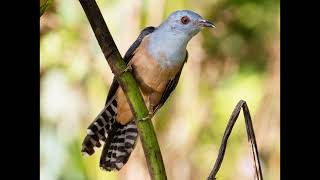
[81,97,117,156]
[81,97,138,171]
[100,121,138,171]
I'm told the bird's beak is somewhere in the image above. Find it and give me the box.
[198,19,216,28]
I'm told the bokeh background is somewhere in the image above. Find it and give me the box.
[40,0,279,179]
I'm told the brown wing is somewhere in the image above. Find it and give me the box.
[153,51,188,113]
[105,26,156,103]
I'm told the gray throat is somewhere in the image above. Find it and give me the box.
[147,25,190,68]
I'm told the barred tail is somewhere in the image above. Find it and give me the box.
[81,98,118,156]
[100,121,138,171]
[81,98,138,171]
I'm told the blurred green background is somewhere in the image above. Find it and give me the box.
[40,0,279,179]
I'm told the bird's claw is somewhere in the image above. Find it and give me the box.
[141,112,153,121]
[120,65,132,74]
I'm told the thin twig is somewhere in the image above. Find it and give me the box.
[78,0,167,179]
[207,100,263,180]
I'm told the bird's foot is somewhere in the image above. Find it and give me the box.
[141,112,153,121]
[120,64,132,74]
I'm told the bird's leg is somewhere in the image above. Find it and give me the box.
[141,103,155,121]
[141,112,153,121]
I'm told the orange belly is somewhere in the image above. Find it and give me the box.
[116,36,182,125]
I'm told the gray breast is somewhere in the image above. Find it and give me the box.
[147,28,188,68]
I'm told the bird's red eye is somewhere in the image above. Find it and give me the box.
[181,16,190,25]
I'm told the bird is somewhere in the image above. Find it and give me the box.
[81,10,215,171]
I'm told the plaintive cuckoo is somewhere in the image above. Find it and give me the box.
[81,10,215,171]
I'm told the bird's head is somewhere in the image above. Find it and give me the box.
[149,10,215,63]
[162,10,215,38]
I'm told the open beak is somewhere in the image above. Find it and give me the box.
[199,19,216,28]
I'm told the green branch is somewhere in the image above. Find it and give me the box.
[40,0,52,17]
[78,0,167,179]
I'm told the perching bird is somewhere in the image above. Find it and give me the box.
[81,10,215,171]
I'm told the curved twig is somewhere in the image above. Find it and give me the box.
[207,100,263,180]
